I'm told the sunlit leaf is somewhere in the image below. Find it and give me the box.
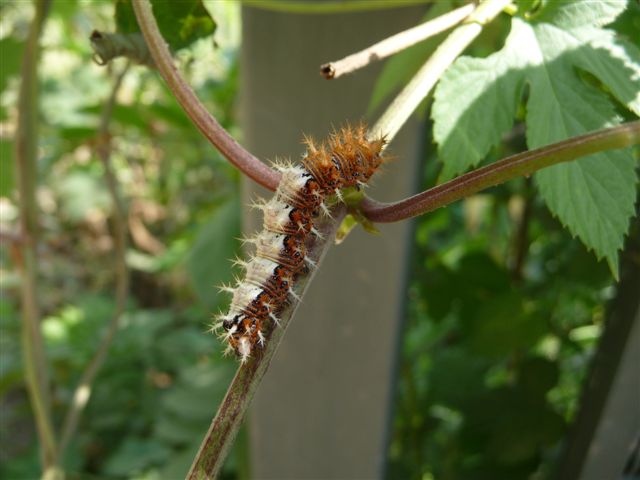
[433,0,639,273]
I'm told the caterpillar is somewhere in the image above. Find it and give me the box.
[212,125,385,362]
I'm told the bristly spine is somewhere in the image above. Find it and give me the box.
[215,124,385,363]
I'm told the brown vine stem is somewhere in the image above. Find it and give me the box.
[14,0,58,474]
[362,121,640,223]
[131,0,280,191]
[186,206,348,480]
[320,2,476,79]
[368,0,512,143]
[57,62,131,460]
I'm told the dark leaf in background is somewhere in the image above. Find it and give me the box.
[0,37,25,120]
[115,0,216,51]
[428,348,490,410]
[186,195,241,310]
[103,437,171,476]
[91,0,216,66]
[0,37,24,94]
[518,356,559,396]
[462,291,546,359]
[82,103,149,131]
[460,386,565,466]
[0,140,14,196]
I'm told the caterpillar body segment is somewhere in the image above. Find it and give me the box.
[216,126,385,362]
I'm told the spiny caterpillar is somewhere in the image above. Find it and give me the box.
[212,125,385,362]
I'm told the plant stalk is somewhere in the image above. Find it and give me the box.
[186,207,347,479]
[131,0,280,191]
[362,121,640,222]
[368,0,512,143]
[14,0,57,473]
[321,2,476,79]
[57,62,131,459]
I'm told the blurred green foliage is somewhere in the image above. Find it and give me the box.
[1,1,243,478]
[374,5,638,473]
[386,129,616,480]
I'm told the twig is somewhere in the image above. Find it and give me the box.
[361,121,640,223]
[320,2,476,79]
[14,0,57,472]
[368,0,512,143]
[186,206,347,480]
[243,0,431,14]
[510,178,533,281]
[131,0,280,191]
[90,30,153,67]
[57,62,131,459]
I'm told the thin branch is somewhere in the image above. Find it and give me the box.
[56,63,131,459]
[510,178,533,281]
[243,0,431,14]
[362,121,640,223]
[321,2,476,79]
[14,0,57,471]
[131,0,280,191]
[186,207,348,480]
[368,0,512,143]
[90,30,153,67]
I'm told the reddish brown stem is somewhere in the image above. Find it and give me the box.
[362,122,640,223]
[131,0,280,191]
[186,207,348,479]
[57,62,131,460]
[15,0,57,472]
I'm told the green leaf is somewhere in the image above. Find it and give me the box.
[161,363,233,422]
[462,291,546,358]
[432,25,528,179]
[0,35,24,120]
[115,0,216,51]
[103,438,170,476]
[569,28,640,115]
[432,0,639,274]
[517,357,558,395]
[82,103,149,130]
[484,390,564,464]
[521,14,638,274]
[0,37,24,94]
[0,140,14,196]
[53,171,112,223]
[428,349,490,409]
[155,412,205,445]
[534,0,627,29]
[609,0,640,41]
[186,195,241,309]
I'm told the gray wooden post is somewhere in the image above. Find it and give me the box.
[239,4,425,478]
